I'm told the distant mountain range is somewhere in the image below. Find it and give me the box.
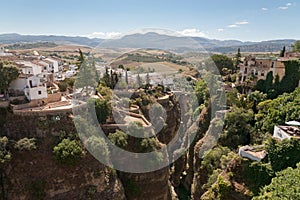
[0,32,296,53]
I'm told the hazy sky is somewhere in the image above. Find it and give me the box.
[0,0,299,41]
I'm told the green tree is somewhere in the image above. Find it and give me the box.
[266,138,300,172]
[53,138,83,165]
[291,40,300,52]
[88,98,111,124]
[195,79,209,105]
[0,137,11,199]
[58,81,68,92]
[247,90,267,113]
[206,54,234,75]
[77,49,84,69]
[0,62,19,95]
[146,72,150,85]
[279,46,286,57]
[136,74,142,88]
[254,163,300,200]
[74,55,98,95]
[234,48,242,70]
[220,107,254,149]
[108,130,128,148]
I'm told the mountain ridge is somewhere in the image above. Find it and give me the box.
[0,32,296,53]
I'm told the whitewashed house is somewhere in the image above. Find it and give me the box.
[24,76,47,101]
[273,125,300,140]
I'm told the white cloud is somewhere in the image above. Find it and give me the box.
[228,24,238,28]
[261,7,268,11]
[278,3,293,10]
[278,6,289,10]
[88,32,122,39]
[235,21,249,25]
[217,28,224,32]
[176,29,206,37]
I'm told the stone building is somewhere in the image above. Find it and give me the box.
[238,55,286,84]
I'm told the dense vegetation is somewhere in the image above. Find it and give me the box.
[5,42,57,50]
[0,61,19,94]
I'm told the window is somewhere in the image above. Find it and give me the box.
[251,70,255,75]
[271,62,274,68]
[261,71,265,76]
[38,91,42,95]
[244,67,248,73]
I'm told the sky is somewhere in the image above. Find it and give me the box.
[0,0,299,41]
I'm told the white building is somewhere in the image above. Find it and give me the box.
[45,58,59,73]
[239,145,267,162]
[24,76,47,101]
[273,125,300,140]
[16,61,43,76]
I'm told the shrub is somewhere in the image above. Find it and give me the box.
[58,82,68,92]
[14,138,37,151]
[53,138,83,165]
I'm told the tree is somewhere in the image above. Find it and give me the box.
[146,72,150,85]
[0,137,11,199]
[88,98,111,124]
[53,138,83,165]
[234,48,242,70]
[77,49,85,69]
[291,40,300,52]
[0,62,19,94]
[206,54,234,75]
[58,81,68,92]
[279,46,286,57]
[195,79,209,105]
[136,74,142,88]
[254,163,300,200]
[266,138,300,172]
[74,55,98,95]
[220,107,254,149]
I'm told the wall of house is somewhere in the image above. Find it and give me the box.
[273,125,291,140]
[25,86,47,100]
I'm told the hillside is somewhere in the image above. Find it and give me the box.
[110,49,193,73]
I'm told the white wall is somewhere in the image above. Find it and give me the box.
[273,125,291,140]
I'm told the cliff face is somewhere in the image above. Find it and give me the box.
[1,114,126,200]
[5,136,126,200]
[119,168,170,200]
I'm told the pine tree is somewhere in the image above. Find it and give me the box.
[279,46,286,57]
[146,72,150,85]
[234,48,242,71]
[137,74,142,87]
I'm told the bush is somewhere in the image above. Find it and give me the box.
[253,163,300,200]
[108,130,128,148]
[266,138,300,172]
[58,82,68,92]
[53,138,83,165]
[14,138,37,151]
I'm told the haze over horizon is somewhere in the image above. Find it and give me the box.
[1,0,299,42]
